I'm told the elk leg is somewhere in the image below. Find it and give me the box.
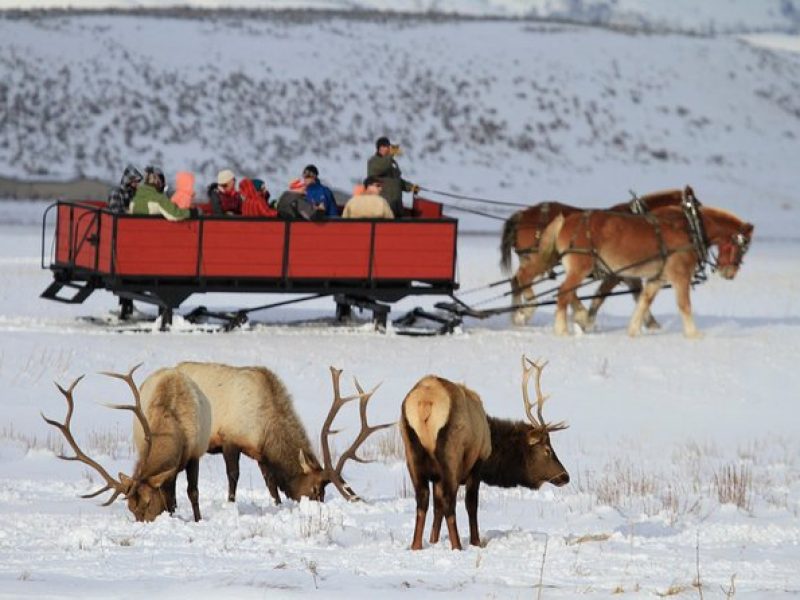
[164,475,178,513]
[411,478,430,551]
[258,461,282,505]
[434,470,462,551]
[222,443,240,502]
[465,468,482,547]
[185,457,202,522]
[628,279,662,337]
[429,507,443,544]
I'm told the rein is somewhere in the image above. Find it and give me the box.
[417,186,529,208]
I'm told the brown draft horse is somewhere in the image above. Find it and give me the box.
[500,188,689,327]
[542,204,753,337]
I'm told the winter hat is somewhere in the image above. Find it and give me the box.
[120,164,143,187]
[171,171,195,209]
[376,136,391,150]
[144,165,166,192]
[302,164,319,178]
[252,178,266,192]
[217,169,235,185]
[288,178,306,193]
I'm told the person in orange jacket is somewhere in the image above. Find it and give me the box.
[171,171,196,209]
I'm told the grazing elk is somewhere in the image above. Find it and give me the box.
[400,357,569,550]
[175,361,391,504]
[42,365,212,522]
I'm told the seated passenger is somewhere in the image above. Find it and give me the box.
[342,176,394,219]
[130,170,195,221]
[301,164,338,217]
[207,169,243,215]
[240,178,277,217]
[143,165,167,193]
[276,189,315,220]
[170,171,196,209]
[252,178,272,205]
[107,164,142,213]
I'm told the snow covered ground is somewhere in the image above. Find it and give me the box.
[0,198,798,598]
[1,7,799,599]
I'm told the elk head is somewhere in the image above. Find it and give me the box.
[292,449,328,502]
[318,366,394,502]
[41,365,173,522]
[519,356,570,488]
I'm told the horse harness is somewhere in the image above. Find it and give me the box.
[680,188,711,281]
[515,202,552,256]
[562,207,698,282]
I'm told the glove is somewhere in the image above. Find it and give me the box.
[411,184,420,194]
[390,144,403,157]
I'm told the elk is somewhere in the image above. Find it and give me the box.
[41,365,212,522]
[175,361,391,504]
[400,357,569,550]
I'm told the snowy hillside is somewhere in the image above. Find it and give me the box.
[1,11,799,237]
[2,0,800,33]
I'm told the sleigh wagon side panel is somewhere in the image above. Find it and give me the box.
[113,218,200,276]
[201,220,285,278]
[288,222,372,279]
[372,221,456,281]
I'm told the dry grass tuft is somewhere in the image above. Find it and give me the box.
[655,583,689,597]
[360,426,403,462]
[713,464,753,511]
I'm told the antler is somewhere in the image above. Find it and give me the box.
[41,375,127,505]
[99,363,153,466]
[521,356,568,432]
[321,366,394,502]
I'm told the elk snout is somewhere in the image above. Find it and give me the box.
[551,470,570,486]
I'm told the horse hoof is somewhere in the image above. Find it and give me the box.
[512,313,528,327]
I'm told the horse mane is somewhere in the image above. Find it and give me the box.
[701,204,745,226]
[640,188,682,200]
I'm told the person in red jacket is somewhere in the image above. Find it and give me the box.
[240,178,277,217]
[208,169,243,215]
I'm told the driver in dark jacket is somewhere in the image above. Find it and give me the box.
[366,136,419,218]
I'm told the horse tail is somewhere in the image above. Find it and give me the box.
[537,213,565,269]
[500,211,521,274]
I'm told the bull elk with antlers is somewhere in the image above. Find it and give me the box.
[175,362,391,504]
[42,365,212,522]
[400,357,569,550]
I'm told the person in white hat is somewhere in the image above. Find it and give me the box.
[207,169,242,215]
